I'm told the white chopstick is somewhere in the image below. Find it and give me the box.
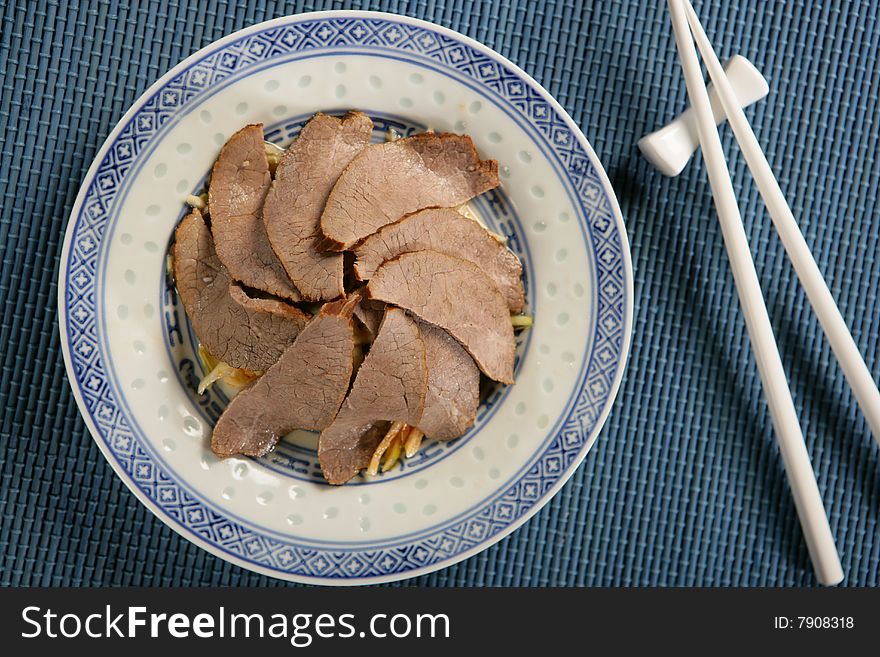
[683,0,880,446]
[667,0,844,585]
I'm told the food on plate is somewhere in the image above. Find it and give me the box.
[196,344,258,394]
[366,250,516,384]
[211,295,360,457]
[173,208,309,372]
[318,308,427,484]
[319,133,500,251]
[351,294,385,341]
[320,315,479,483]
[263,111,373,301]
[208,124,300,301]
[417,320,480,441]
[352,206,525,313]
[171,111,529,484]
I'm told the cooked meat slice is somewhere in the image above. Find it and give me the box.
[318,308,427,484]
[319,133,500,250]
[417,321,480,440]
[317,421,392,484]
[211,295,360,458]
[264,112,373,301]
[352,294,385,341]
[173,209,309,372]
[367,250,515,384]
[353,207,525,313]
[208,124,300,301]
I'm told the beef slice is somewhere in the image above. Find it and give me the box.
[367,250,515,384]
[417,321,480,440]
[353,207,525,313]
[264,112,373,301]
[173,209,309,372]
[318,308,427,484]
[208,124,300,301]
[210,294,360,457]
[319,133,499,250]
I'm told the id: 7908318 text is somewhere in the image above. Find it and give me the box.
[773,616,854,630]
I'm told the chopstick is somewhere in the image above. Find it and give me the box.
[682,0,880,446]
[667,0,844,585]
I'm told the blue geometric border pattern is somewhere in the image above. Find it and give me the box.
[62,15,629,581]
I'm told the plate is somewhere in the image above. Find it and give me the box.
[58,11,633,584]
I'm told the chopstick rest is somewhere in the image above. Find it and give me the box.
[638,55,768,176]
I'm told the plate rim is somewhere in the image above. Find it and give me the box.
[57,9,634,585]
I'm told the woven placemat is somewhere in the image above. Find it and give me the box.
[1,0,878,586]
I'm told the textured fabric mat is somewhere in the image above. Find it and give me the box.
[1,0,878,586]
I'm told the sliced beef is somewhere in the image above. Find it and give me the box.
[353,207,525,313]
[264,112,373,301]
[211,295,360,458]
[208,124,300,301]
[418,321,480,440]
[318,308,427,484]
[352,294,385,341]
[173,209,309,372]
[319,133,500,250]
[367,250,515,384]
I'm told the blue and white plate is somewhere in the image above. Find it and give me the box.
[58,11,633,584]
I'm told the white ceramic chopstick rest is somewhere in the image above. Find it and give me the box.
[638,54,769,176]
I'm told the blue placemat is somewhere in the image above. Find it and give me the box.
[1,0,878,587]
